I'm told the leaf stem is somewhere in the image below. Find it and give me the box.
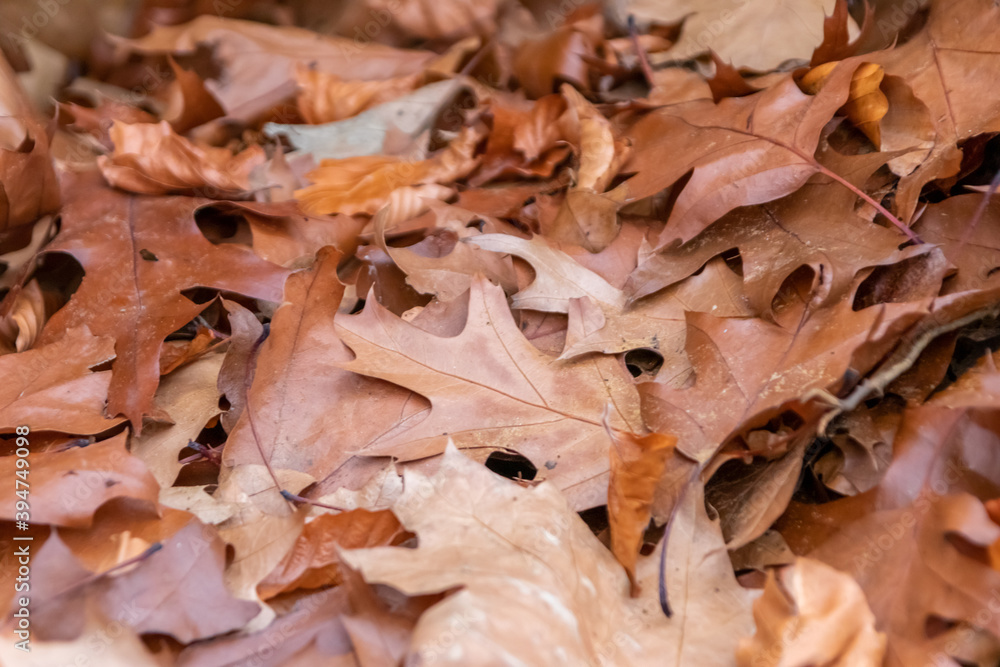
[814,163,924,244]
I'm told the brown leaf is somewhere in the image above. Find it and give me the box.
[627,0,847,71]
[607,430,674,593]
[336,276,644,510]
[114,16,435,123]
[0,325,122,434]
[218,247,425,512]
[623,58,878,246]
[868,0,1000,221]
[640,296,928,462]
[29,511,258,644]
[471,233,751,363]
[0,432,158,528]
[38,174,289,430]
[736,557,886,667]
[0,57,60,231]
[163,58,226,133]
[258,509,404,599]
[132,352,225,488]
[626,145,927,315]
[98,121,266,198]
[800,61,888,147]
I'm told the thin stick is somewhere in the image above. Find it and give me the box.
[280,490,347,513]
[814,163,923,244]
[627,15,656,89]
[958,169,1000,250]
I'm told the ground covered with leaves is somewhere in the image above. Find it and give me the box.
[1,0,1000,665]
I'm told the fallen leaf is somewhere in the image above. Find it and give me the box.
[336,276,644,510]
[736,557,886,667]
[98,121,266,198]
[625,0,848,72]
[114,16,435,123]
[0,432,158,528]
[342,444,753,665]
[295,126,482,216]
[607,430,675,592]
[38,173,288,430]
[623,58,890,246]
[0,325,121,434]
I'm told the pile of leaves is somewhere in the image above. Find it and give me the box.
[2,0,1000,664]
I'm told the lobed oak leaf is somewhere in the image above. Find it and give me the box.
[342,445,753,666]
[0,432,158,529]
[335,276,644,510]
[373,202,518,303]
[98,121,266,198]
[0,324,122,434]
[219,247,427,487]
[472,233,751,362]
[38,174,289,431]
[640,296,930,463]
[623,58,881,247]
[625,143,928,314]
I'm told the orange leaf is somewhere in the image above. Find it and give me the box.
[608,430,675,594]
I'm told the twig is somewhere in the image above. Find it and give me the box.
[628,15,656,90]
[280,490,347,513]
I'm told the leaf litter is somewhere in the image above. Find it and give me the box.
[3,0,1000,665]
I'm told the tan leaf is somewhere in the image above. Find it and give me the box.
[335,277,644,510]
[295,127,481,216]
[737,557,886,667]
[342,445,753,666]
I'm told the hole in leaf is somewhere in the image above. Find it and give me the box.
[484,451,537,481]
[624,348,664,377]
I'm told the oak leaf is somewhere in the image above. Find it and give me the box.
[38,174,289,430]
[736,557,886,667]
[98,121,266,198]
[336,276,644,510]
[114,16,434,123]
[0,432,158,528]
[623,58,884,246]
[342,445,753,666]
